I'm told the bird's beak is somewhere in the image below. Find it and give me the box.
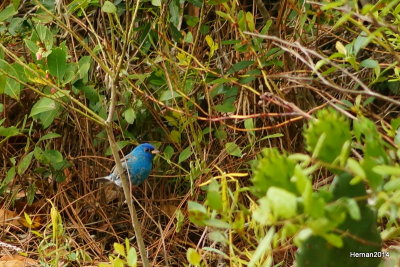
[151,149,160,155]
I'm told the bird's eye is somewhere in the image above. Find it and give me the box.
[144,148,150,152]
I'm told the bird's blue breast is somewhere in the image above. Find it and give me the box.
[126,154,153,185]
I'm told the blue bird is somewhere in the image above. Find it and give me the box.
[101,143,159,187]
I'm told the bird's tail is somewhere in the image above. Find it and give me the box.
[95,173,122,187]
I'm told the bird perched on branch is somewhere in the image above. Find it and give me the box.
[99,143,159,187]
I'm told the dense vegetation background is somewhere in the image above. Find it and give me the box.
[1,0,400,266]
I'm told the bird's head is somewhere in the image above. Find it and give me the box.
[131,143,160,160]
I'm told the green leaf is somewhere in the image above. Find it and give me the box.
[123,108,136,124]
[372,165,400,176]
[342,197,361,220]
[102,1,117,13]
[207,179,222,210]
[267,187,297,219]
[0,59,21,100]
[47,48,67,79]
[322,233,343,248]
[160,90,181,101]
[186,0,203,7]
[226,60,254,75]
[304,108,351,164]
[164,145,174,161]
[244,118,255,135]
[30,97,57,117]
[178,146,193,163]
[151,0,161,7]
[126,247,137,267]
[252,148,297,196]
[225,142,242,157]
[384,179,400,191]
[0,166,16,194]
[43,149,63,164]
[188,201,208,226]
[184,15,199,27]
[0,126,19,137]
[360,59,378,69]
[204,218,230,228]
[113,242,125,257]
[346,158,366,179]
[245,12,255,32]
[38,132,61,142]
[18,152,34,175]
[0,4,17,22]
[186,248,201,266]
[78,56,91,79]
[169,0,180,28]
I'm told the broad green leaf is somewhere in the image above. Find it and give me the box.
[186,248,201,266]
[47,48,67,79]
[0,4,17,22]
[0,59,21,100]
[0,126,19,137]
[43,149,63,163]
[123,108,136,124]
[164,145,174,161]
[126,247,137,267]
[169,0,180,28]
[102,1,116,13]
[267,187,297,219]
[207,179,222,210]
[178,146,193,163]
[360,59,378,69]
[225,142,242,157]
[78,56,91,79]
[188,201,208,226]
[160,90,180,101]
[30,97,56,117]
[151,0,161,7]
